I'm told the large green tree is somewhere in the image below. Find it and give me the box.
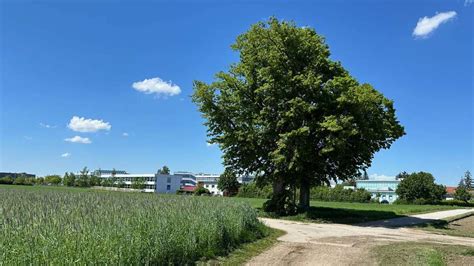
[396,172,446,204]
[193,18,405,214]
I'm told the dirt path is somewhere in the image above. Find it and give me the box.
[247,209,474,266]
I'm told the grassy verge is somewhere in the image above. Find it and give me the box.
[372,242,474,266]
[415,213,474,238]
[234,197,462,224]
[203,228,285,265]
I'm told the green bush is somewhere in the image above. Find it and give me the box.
[310,185,372,203]
[0,176,14,184]
[194,186,211,196]
[438,200,474,207]
[13,177,33,186]
[237,183,272,199]
[0,187,266,264]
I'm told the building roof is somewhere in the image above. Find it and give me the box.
[101,174,155,178]
[181,186,196,192]
[356,179,400,183]
[446,186,457,194]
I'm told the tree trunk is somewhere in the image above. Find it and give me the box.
[272,176,285,197]
[263,176,288,214]
[299,178,310,211]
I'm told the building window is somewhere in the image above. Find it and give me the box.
[211,185,215,188]
[166,185,171,191]
[167,177,171,183]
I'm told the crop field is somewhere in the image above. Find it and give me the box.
[0,186,266,264]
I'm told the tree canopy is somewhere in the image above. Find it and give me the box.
[193,18,405,214]
[159,166,170,175]
[463,170,472,190]
[454,185,471,203]
[396,172,446,204]
[217,169,241,196]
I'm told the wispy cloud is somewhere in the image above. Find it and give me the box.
[68,116,111,133]
[24,136,33,141]
[465,0,473,6]
[413,11,457,38]
[206,142,216,147]
[40,123,57,128]
[65,136,91,144]
[122,132,129,137]
[61,152,71,158]
[132,77,181,97]
[369,174,396,180]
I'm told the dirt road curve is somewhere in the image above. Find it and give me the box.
[247,209,474,266]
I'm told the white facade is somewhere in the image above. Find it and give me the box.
[97,169,255,195]
[356,179,401,203]
[100,174,157,193]
[173,172,255,195]
[195,173,222,195]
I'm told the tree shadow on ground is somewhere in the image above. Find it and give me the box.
[260,206,407,225]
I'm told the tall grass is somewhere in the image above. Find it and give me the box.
[0,187,266,264]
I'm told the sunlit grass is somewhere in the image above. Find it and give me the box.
[0,186,266,264]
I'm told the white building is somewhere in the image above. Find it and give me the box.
[99,173,157,193]
[96,169,254,195]
[195,173,222,195]
[178,172,254,196]
[356,179,401,203]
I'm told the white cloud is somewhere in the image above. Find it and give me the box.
[40,123,56,128]
[65,136,91,144]
[413,11,457,38]
[132,77,181,96]
[206,142,216,147]
[68,116,111,132]
[369,174,396,180]
[122,132,129,137]
[61,152,71,158]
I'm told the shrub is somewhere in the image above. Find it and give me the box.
[44,175,62,185]
[194,186,211,196]
[310,185,372,203]
[0,187,265,264]
[237,183,273,199]
[13,177,27,185]
[0,176,14,185]
[438,200,474,207]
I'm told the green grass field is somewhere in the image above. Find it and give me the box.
[234,197,461,224]
[0,185,266,264]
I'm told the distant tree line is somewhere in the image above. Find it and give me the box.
[0,166,148,190]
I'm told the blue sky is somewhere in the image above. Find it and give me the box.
[0,1,472,185]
